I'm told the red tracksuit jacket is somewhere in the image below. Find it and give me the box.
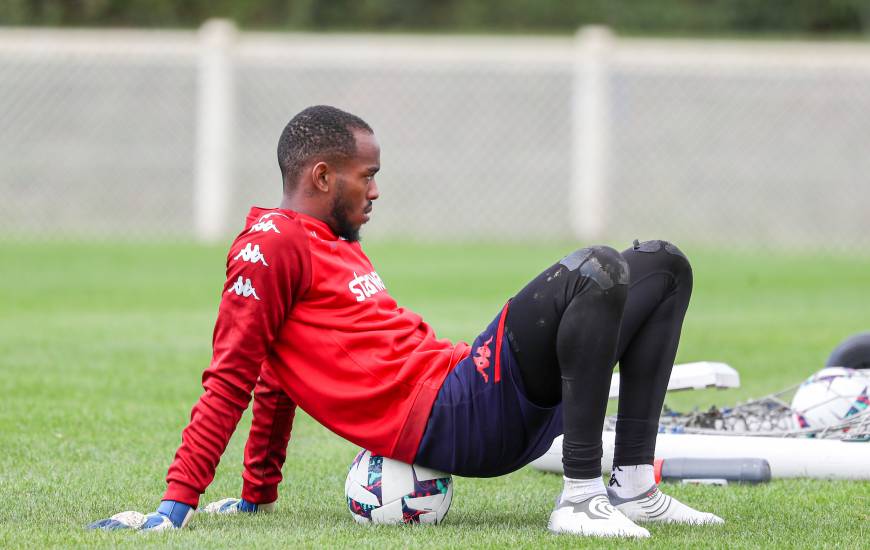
[163,207,470,506]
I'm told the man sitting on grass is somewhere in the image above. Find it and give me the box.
[90,105,722,538]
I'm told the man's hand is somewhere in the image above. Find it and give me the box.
[202,497,275,514]
[87,511,148,530]
[87,500,194,531]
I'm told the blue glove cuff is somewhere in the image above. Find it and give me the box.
[157,500,194,528]
[238,498,259,513]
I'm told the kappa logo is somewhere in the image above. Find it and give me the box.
[227,276,260,300]
[473,336,494,383]
[259,212,289,221]
[248,220,280,234]
[348,271,386,302]
[609,466,622,487]
[233,243,268,266]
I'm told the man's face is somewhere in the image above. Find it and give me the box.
[329,130,380,242]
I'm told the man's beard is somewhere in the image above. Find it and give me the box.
[330,180,361,242]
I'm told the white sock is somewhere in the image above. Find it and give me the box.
[608,464,654,498]
[561,475,607,503]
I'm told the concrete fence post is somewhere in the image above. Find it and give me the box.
[571,26,613,242]
[194,19,236,243]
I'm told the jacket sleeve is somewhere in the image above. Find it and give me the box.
[163,215,311,506]
[240,364,297,504]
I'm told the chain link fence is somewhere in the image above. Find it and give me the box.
[1,23,869,249]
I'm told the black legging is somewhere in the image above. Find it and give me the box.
[504,240,693,479]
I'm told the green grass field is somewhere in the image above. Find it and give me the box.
[0,241,868,549]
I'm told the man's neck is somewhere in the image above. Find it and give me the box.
[280,196,314,218]
[279,195,333,228]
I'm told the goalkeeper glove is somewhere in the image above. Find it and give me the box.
[202,497,275,514]
[87,500,194,531]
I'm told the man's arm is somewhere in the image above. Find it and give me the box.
[89,215,311,530]
[200,368,297,515]
[164,222,310,508]
[241,365,297,505]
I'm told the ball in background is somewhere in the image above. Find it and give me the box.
[791,367,870,428]
[345,449,453,525]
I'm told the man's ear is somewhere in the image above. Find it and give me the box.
[311,162,330,192]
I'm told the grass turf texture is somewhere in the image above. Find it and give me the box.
[0,241,868,549]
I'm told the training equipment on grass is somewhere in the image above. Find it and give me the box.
[827,331,870,370]
[531,358,870,480]
[642,432,870,479]
[791,367,870,429]
[608,361,739,399]
[653,457,771,484]
[530,431,870,479]
[652,376,870,441]
[345,449,453,525]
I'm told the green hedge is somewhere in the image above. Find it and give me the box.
[2,0,869,35]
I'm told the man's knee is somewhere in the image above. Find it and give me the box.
[559,245,630,291]
[632,239,693,285]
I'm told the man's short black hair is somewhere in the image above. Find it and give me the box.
[277,105,373,189]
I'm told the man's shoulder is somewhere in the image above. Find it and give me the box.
[229,208,311,264]
[226,209,313,293]
[244,208,302,235]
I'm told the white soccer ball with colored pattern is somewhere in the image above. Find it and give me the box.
[791,367,870,428]
[345,449,453,525]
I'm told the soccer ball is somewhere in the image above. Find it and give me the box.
[791,367,870,428]
[345,449,453,525]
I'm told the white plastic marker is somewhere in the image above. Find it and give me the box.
[609,361,740,399]
[530,432,870,480]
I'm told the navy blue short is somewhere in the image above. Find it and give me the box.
[414,304,564,477]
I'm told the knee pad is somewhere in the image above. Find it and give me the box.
[559,246,630,291]
[632,239,692,281]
